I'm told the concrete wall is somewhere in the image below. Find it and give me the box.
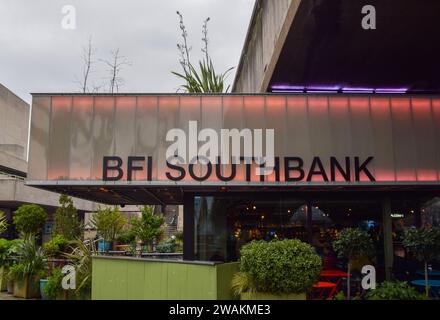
[0,84,29,161]
[233,0,301,93]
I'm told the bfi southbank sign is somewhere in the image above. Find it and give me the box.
[102,120,375,183]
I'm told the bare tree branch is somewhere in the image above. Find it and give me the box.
[76,36,96,93]
[100,49,132,93]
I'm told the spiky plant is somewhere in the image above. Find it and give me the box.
[172,12,233,93]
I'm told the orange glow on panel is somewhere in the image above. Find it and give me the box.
[72,96,93,108]
[201,96,222,110]
[416,170,438,182]
[349,97,369,116]
[52,96,72,109]
[116,96,136,108]
[307,96,328,110]
[180,96,201,109]
[137,96,158,109]
[375,169,397,182]
[158,96,179,109]
[223,96,243,109]
[287,96,307,108]
[94,96,115,110]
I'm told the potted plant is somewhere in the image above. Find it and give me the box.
[8,234,46,299]
[53,194,83,240]
[13,204,47,236]
[231,239,322,300]
[333,228,374,300]
[365,281,426,300]
[131,206,164,253]
[91,207,126,253]
[43,234,68,259]
[42,267,65,300]
[156,237,177,253]
[402,227,440,297]
[0,238,13,291]
[3,239,22,293]
[63,239,98,300]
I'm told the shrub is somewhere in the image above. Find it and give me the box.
[43,268,64,300]
[53,194,83,240]
[402,227,440,297]
[13,204,47,235]
[0,238,13,267]
[131,206,164,251]
[156,238,176,253]
[7,235,46,280]
[43,235,68,258]
[91,207,127,243]
[116,229,136,244]
[365,281,426,300]
[238,239,322,295]
[333,228,375,299]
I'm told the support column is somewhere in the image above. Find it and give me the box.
[306,201,313,245]
[183,194,195,261]
[382,197,394,281]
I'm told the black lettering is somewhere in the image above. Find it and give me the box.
[306,157,329,182]
[147,156,152,181]
[166,159,186,181]
[189,162,212,182]
[355,156,375,181]
[127,156,145,181]
[103,156,123,181]
[284,157,305,182]
[215,157,236,182]
[330,157,351,181]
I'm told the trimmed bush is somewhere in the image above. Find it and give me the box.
[13,204,47,235]
[239,239,322,294]
[156,238,176,253]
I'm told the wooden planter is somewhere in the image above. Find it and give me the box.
[240,292,306,300]
[13,275,40,299]
[0,266,7,291]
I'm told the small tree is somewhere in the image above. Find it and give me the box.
[91,207,127,246]
[13,204,47,236]
[131,206,164,252]
[402,227,440,297]
[0,210,7,234]
[333,228,374,300]
[54,194,82,241]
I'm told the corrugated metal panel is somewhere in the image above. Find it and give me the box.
[29,94,440,186]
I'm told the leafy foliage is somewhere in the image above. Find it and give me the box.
[131,206,164,249]
[0,238,14,267]
[91,207,127,243]
[0,210,7,234]
[333,228,374,261]
[43,235,68,258]
[54,194,83,240]
[156,238,176,253]
[238,239,322,295]
[402,227,440,263]
[43,267,64,300]
[365,281,426,300]
[7,234,46,280]
[13,204,47,235]
[231,271,256,296]
[63,239,97,298]
[173,11,233,93]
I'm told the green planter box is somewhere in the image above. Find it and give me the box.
[240,292,306,300]
[92,256,239,300]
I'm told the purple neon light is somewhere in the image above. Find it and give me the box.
[271,84,409,94]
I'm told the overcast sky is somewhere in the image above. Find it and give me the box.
[0,0,255,103]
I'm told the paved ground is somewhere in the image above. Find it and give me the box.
[0,292,25,300]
